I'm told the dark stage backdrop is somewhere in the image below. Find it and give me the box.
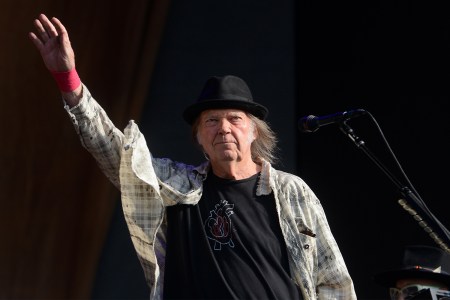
[4,0,448,299]
[92,1,450,300]
[296,0,450,298]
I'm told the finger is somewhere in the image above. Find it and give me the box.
[33,18,50,43]
[52,17,71,50]
[51,17,71,45]
[51,17,67,36]
[28,32,45,51]
[38,14,58,39]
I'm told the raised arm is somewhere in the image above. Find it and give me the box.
[29,14,126,188]
[29,14,82,107]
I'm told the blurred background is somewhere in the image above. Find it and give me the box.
[1,0,449,299]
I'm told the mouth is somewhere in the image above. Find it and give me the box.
[214,141,236,146]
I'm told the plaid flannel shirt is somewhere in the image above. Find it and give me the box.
[65,85,357,300]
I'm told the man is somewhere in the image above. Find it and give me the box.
[29,13,356,300]
[374,245,450,300]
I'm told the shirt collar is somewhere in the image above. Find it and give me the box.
[194,159,273,196]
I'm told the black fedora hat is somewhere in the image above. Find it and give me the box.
[183,75,269,125]
[373,245,450,288]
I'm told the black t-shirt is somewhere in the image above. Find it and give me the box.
[163,171,303,300]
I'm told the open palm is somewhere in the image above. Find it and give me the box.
[29,14,75,72]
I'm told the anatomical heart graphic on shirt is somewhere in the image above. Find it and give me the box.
[204,199,235,250]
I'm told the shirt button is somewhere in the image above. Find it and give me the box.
[304,244,310,250]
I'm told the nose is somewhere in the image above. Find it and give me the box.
[217,119,231,135]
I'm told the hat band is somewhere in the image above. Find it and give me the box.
[413,265,443,274]
[200,93,251,102]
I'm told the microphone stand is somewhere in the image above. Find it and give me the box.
[339,121,450,253]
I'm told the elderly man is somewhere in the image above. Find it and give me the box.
[29,13,356,300]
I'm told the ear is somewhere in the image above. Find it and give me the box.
[196,131,205,149]
[251,120,258,141]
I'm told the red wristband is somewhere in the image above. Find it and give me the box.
[50,68,81,92]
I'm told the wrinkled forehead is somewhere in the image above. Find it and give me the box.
[199,108,248,119]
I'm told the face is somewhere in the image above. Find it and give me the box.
[390,278,449,300]
[196,109,256,164]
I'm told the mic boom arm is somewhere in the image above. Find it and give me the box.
[338,119,450,253]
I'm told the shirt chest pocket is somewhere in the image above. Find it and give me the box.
[295,217,316,253]
[286,217,316,276]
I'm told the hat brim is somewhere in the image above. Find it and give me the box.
[183,99,269,125]
[373,269,450,288]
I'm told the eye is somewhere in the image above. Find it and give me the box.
[230,115,242,122]
[205,118,218,126]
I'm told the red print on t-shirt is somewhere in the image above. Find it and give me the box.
[204,199,235,250]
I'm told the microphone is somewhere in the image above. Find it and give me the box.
[298,109,367,133]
